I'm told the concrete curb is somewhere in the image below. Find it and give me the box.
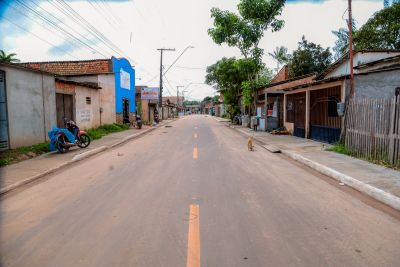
[281,150,400,211]
[0,162,71,195]
[0,120,174,195]
[71,146,108,162]
[222,120,400,211]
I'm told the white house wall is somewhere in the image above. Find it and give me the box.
[74,85,101,130]
[326,52,400,79]
[66,74,116,125]
[2,66,56,148]
[98,74,116,125]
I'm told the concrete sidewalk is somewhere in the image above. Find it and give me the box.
[0,120,173,194]
[213,116,400,211]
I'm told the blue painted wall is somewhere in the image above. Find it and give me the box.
[112,57,136,113]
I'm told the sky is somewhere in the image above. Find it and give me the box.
[0,0,384,100]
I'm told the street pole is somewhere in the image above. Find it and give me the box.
[348,0,354,97]
[157,48,175,120]
[176,85,184,113]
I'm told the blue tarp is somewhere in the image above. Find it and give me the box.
[48,127,76,151]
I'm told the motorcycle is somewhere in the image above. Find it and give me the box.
[136,114,142,129]
[55,120,91,153]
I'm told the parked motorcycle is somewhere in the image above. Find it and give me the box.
[136,114,142,129]
[55,119,91,153]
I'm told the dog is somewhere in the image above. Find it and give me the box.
[247,137,254,151]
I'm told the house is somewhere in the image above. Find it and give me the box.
[282,49,400,143]
[55,78,102,130]
[135,86,159,124]
[256,66,315,131]
[0,62,56,150]
[21,57,136,125]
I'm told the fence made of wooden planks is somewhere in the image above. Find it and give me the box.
[345,96,400,166]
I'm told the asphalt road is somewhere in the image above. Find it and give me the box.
[1,115,400,267]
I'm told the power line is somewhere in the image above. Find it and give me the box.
[14,0,110,58]
[25,0,110,57]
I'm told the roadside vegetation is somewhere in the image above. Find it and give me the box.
[327,142,399,170]
[0,123,130,167]
[0,142,49,167]
[87,123,129,140]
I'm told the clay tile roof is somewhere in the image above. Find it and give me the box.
[19,59,112,76]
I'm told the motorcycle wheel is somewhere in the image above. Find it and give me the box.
[56,135,69,153]
[77,134,91,148]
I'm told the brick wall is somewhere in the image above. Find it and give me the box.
[271,66,289,84]
[21,59,112,76]
[55,81,75,94]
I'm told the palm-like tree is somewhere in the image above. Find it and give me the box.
[0,50,20,63]
[268,46,288,72]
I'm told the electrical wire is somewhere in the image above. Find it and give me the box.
[14,1,109,58]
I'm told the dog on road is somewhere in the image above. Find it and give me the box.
[247,137,254,151]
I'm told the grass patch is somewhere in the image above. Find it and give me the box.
[0,124,130,167]
[327,142,400,170]
[0,142,50,167]
[326,142,352,156]
[87,123,129,140]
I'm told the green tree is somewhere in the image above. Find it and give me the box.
[201,96,213,103]
[288,36,332,78]
[183,100,201,107]
[0,50,20,63]
[268,46,289,71]
[205,57,250,120]
[331,20,357,60]
[354,3,400,50]
[208,0,285,114]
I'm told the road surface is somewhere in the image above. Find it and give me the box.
[1,115,400,267]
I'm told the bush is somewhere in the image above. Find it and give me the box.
[326,143,351,155]
[87,123,129,140]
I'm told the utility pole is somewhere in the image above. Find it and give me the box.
[348,0,354,97]
[157,48,175,120]
[176,85,184,112]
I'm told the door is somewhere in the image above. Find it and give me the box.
[294,92,306,138]
[122,99,129,123]
[0,71,9,151]
[56,93,74,128]
[309,87,341,143]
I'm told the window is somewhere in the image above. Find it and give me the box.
[328,95,338,117]
[286,94,295,123]
[86,97,91,104]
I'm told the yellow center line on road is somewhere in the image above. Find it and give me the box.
[193,146,198,159]
[186,204,200,267]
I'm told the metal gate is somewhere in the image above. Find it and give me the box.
[294,92,306,138]
[309,87,341,143]
[0,70,9,151]
[56,93,74,128]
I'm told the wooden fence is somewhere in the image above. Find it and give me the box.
[345,96,400,166]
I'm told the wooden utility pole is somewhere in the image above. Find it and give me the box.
[348,0,355,96]
[157,48,175,119]
[176,85,184,113]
